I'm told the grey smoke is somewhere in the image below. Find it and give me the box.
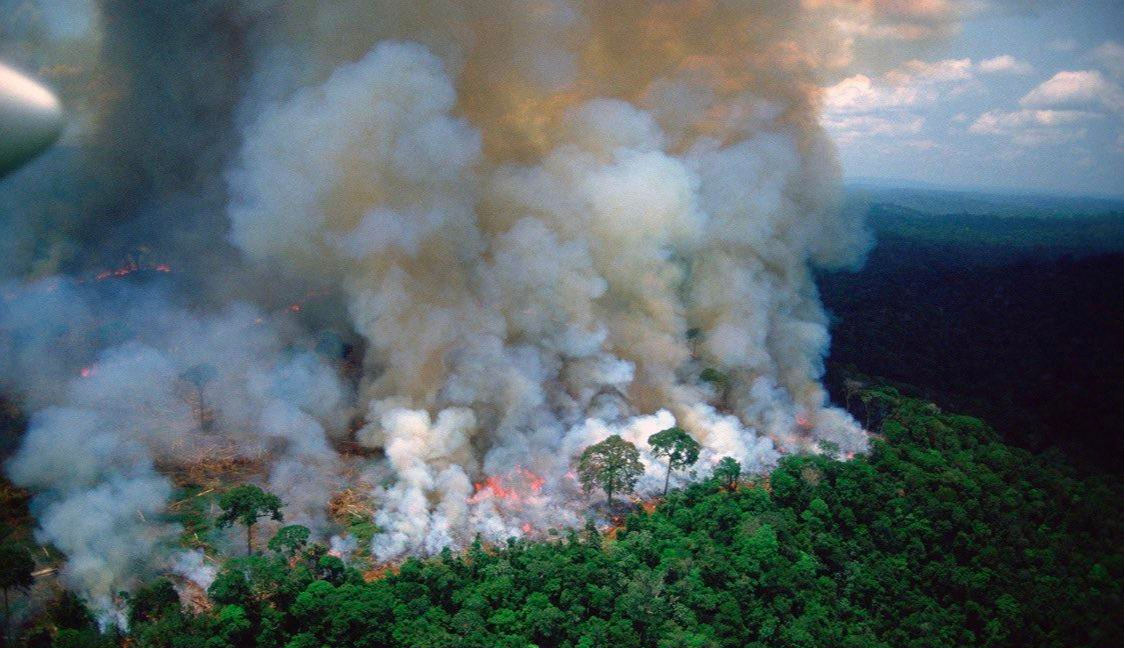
[0,0,887,617]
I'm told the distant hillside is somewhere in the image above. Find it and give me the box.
[841,185,1122,264]
[866,205,1121,264]
[845,183,1124,217]
[820,195,1123,472]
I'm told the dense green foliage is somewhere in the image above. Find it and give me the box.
[577,435,644,506]
[712,457,741,491]
[860,202,1121,264]
[819,202,1122,472]
[108,390,1121,648]
[0,539,34,644]
[648,427,701,496]
[217,484,284,555]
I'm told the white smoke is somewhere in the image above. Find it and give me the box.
[2,284,348,613]
[1,0,890,611]
[170,549,217,592]
[226,10,871,562]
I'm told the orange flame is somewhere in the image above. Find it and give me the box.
[93,261,172,281]
[468,466,545,504]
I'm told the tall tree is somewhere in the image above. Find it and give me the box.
[578,435,643,507]
[0,541,34,645]
[217,485,283,555]
[648,426,700,495]
[181,363,217,432]
[713,456,741,491]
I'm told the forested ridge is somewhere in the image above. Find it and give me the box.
[819,205,1122,473]
[16,388,1119,648]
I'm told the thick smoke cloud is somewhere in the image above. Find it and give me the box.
[228,2,871,561]
[2,280,348,612]
[1,0,897,618]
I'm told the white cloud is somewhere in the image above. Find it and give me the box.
[978,55,1033,75]
[966,64,1121,150]
[822,56,982,148]
[905,138,938,150]
[823,114,925,144]
[968,108,1097,146]
[823,58,976,115]
[1009,128,1088,147]
[824,0,969,43]
[893,58,975,83]
[1091,42,1123,83]
[823,74,919,114]
[969,109,1094,133]
[822,56,997,151]
[1020,70,1122,112]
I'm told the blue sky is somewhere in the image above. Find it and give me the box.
[822,1,1123,197]
[2,0,1119,198]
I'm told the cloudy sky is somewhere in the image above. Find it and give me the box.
[1,0,1121,198]
[822,1,1123,197]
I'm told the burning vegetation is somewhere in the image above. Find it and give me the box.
[0,0,1117,645]
[0,0,898,633]
[468,467,546,505]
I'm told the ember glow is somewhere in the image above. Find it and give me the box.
[468,467,546,505]
[93,261,172,282]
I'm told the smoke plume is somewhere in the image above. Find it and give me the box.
[0,0,924,617]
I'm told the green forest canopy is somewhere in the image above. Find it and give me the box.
[15,388,1124,648]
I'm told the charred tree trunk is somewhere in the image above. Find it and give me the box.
[196,385,210,433]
